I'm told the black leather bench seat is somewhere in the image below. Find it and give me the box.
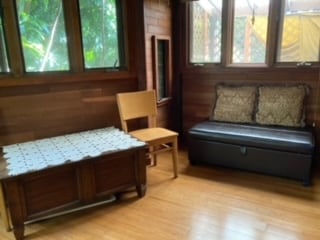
[188,121,315,186]
[189,121,314,154]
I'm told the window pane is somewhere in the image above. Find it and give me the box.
[277,0,320,62]
[16,0,70,72]
[190,0,222,63]
[0,13,9,72]
[157,40,169,100]
[232,0,270,63]
[79,0,122,69]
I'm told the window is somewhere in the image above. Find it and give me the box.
[232,0,270,63]
[0,12,9,73]
[79,0,125,69]
[277,0,320,63]
[0,0,126,75]
[152,36,171,102]
[157,40,169,100]
[16,0,70,72]
[190,0,222,63]
[189,0,320,66]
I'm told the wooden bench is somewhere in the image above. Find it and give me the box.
[0,127,147,240]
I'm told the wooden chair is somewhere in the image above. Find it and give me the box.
[116,90,178,178]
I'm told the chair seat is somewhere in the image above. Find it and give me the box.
[130,127,178,144]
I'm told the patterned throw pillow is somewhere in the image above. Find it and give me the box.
[255,85,307,127]
[211,85,257,123]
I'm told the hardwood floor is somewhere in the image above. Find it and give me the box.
[1,147,320,240]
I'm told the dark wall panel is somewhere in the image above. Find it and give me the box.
[0,78,137,145]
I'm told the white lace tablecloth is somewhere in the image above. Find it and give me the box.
[2,127,145,176]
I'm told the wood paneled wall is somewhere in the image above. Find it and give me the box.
[0,77,138,145]
[0,0,177,146]
[171,3,320,164]
[144,0,174,129]
[144,0,172,90]
[182,68,320,132]
[181,67,320,162]
[0,0,146,146]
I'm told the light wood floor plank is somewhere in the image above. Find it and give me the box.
[0,148,320,240]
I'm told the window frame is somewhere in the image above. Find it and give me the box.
[188,0,223,64]
[0,9,9,73]
[16,0,71,73]
[151,35,172,105]
[78,0,126,71]
[187,0,320,68]
[0,0,128,78]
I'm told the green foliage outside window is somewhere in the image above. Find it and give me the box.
[16,0,123,72]
[80,0,122,69]
[17,0,70,72]
[0,13,9,73]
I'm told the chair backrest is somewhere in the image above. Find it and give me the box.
[116,90,157,132]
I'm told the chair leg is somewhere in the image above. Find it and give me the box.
[153,154,157,166]
[172,138,179,178]
[150,146,157,166]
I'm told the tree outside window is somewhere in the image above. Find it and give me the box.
[16,0,70,72]
[79,0,124,69]
[0,12,9,73]
[15,0,125,73]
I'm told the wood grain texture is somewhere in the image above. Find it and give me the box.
[0,0,148,146]
[181,68,320,150]
[1,148,320,240]
[1,147,146,240]
[0,78,137,145]
[144,0,173,129]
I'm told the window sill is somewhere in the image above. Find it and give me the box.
[0,70,136,87]
[157,97,172,107]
